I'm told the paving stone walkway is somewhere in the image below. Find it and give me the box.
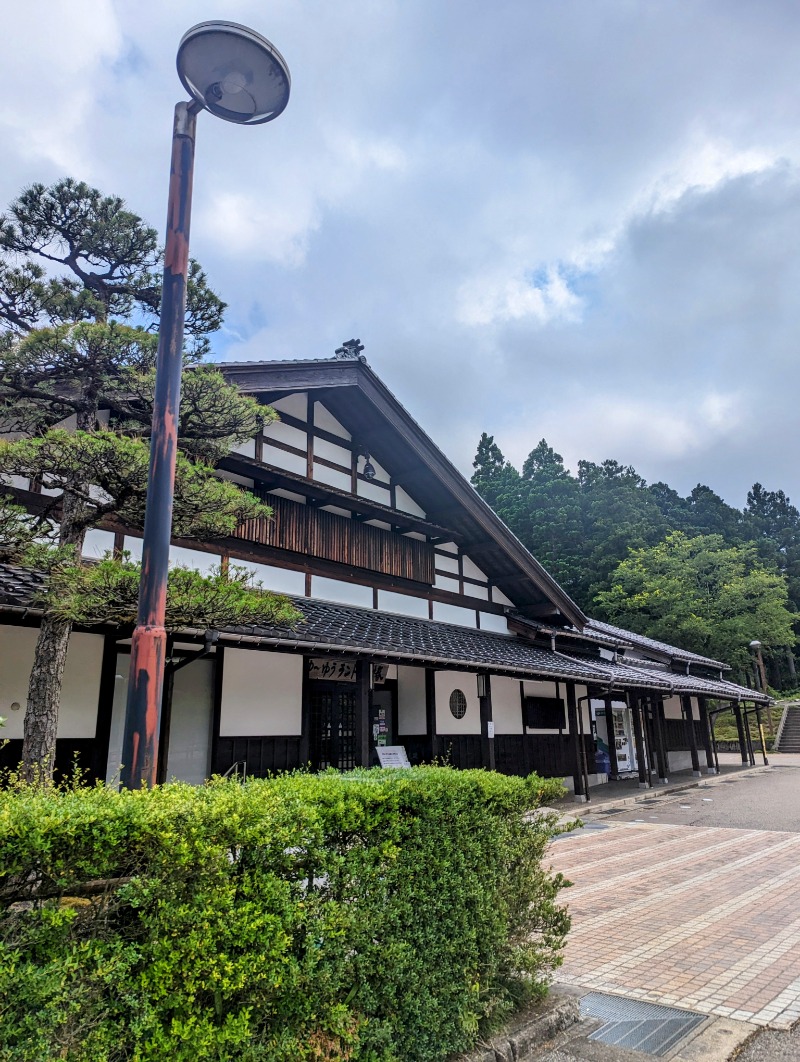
[548,821,800,1030]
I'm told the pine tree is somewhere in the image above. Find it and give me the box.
[0,179,294,783]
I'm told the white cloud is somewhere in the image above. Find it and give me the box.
[456,266,582,327]
[0,2,122,173]
[199,190,320,269]
[502,390,748,476]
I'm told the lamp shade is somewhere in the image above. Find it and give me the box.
[177,21,290,124]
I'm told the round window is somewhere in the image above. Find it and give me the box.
[449,689,467,719]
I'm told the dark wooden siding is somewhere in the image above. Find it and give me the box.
[438,734,483,770]
[495,734,593,778]
[234,493,435,583]
[0,739,98,783]
[213,736,303,777]
[663,718,705,751]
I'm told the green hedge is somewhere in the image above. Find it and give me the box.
[0,768,570,1061]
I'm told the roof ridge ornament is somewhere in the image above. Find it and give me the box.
[333,338,366,361]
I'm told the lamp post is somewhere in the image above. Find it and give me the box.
[121,22,290,790]
[749,639,773,736]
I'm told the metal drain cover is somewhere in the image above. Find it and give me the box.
[580,992,705,1056]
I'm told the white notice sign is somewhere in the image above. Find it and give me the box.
[376,746,411,769]
[487,721,495,738]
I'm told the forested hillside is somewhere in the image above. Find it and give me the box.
[471,435,799,685]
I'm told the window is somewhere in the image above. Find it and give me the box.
[449,689,467,719]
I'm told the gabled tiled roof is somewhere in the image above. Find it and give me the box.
[585,618,730,670]
[0,564,767,703]
[0,563,46,609]
[225,596,612,684]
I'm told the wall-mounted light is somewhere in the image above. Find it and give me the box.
[361,452,376,480]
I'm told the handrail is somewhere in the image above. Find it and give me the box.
[221,760,247,782]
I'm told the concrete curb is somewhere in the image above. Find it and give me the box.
[554,766,770,818]
[456,991,580,1061]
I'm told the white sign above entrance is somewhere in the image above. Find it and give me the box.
[376,746,411,768]
[308,658,389,684]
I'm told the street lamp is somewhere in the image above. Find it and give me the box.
[121,22,290,790]
[749,639,773,735]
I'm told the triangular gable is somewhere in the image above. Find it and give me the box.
[218,357,586,627]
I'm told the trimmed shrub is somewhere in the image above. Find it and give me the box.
[0,768,570,1061]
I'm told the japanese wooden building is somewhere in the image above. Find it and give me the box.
[0,348,770,797]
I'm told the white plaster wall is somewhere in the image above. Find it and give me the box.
[479,613,510,635]
[165,657,214,785]
[435,553,459,573]
[264,419,307,450]
[313,403,350,439]
[461,556,486,581]
[311,576,373,608]
[270,392,307,421]
[491,676,523,734]
[169,545,220,574]
[668,750,694,771]
[397,665,426,734]
[0,626,103,739]
[220,650,303,736]
[464,583,489,600]
[663,696,683,719]
[313,462,351,491]
[434,573,460,593]
[81,528,115,559]
[264,446,307,476]
[217,469,255,488]
[232,559,305,596]
[491,587,515,607]
[312,437,350,467]
[432,602,477,628]
[394,486,425,518]
[357,480,392,505]
[231,438,256,458]
[107,654,215,785]
[435,671,480,734]
[377,590,429,618]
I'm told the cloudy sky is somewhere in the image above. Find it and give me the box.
[3,1,800,507]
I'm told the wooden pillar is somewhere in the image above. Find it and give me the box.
[478,672,495,772]
[652,697,669,784]
[354,660,371,768]
[425,668,438,762]
[754,703,769,766]
[566,681,586,801]
[681,694,702,776]
[697,696,716,774]
[91,633,119,784]
[604,696,620,779]
[743,707,756,766]
[630,694,650,788]
[210,647,224,775]
[156,649,176,784]
[733,703,749,765]
[298,659,312,767]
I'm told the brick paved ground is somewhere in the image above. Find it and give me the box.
[548,821,800,1029]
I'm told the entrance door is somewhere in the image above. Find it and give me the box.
[612,708,637,772]
[370,689,394,766]
[309,683,357,770]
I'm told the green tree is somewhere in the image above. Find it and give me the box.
[575,459,668,605]
[0,179,292,783]
[595,531,796,669]
[519,441,585,597]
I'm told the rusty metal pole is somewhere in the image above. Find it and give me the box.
[121,101,199,789]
